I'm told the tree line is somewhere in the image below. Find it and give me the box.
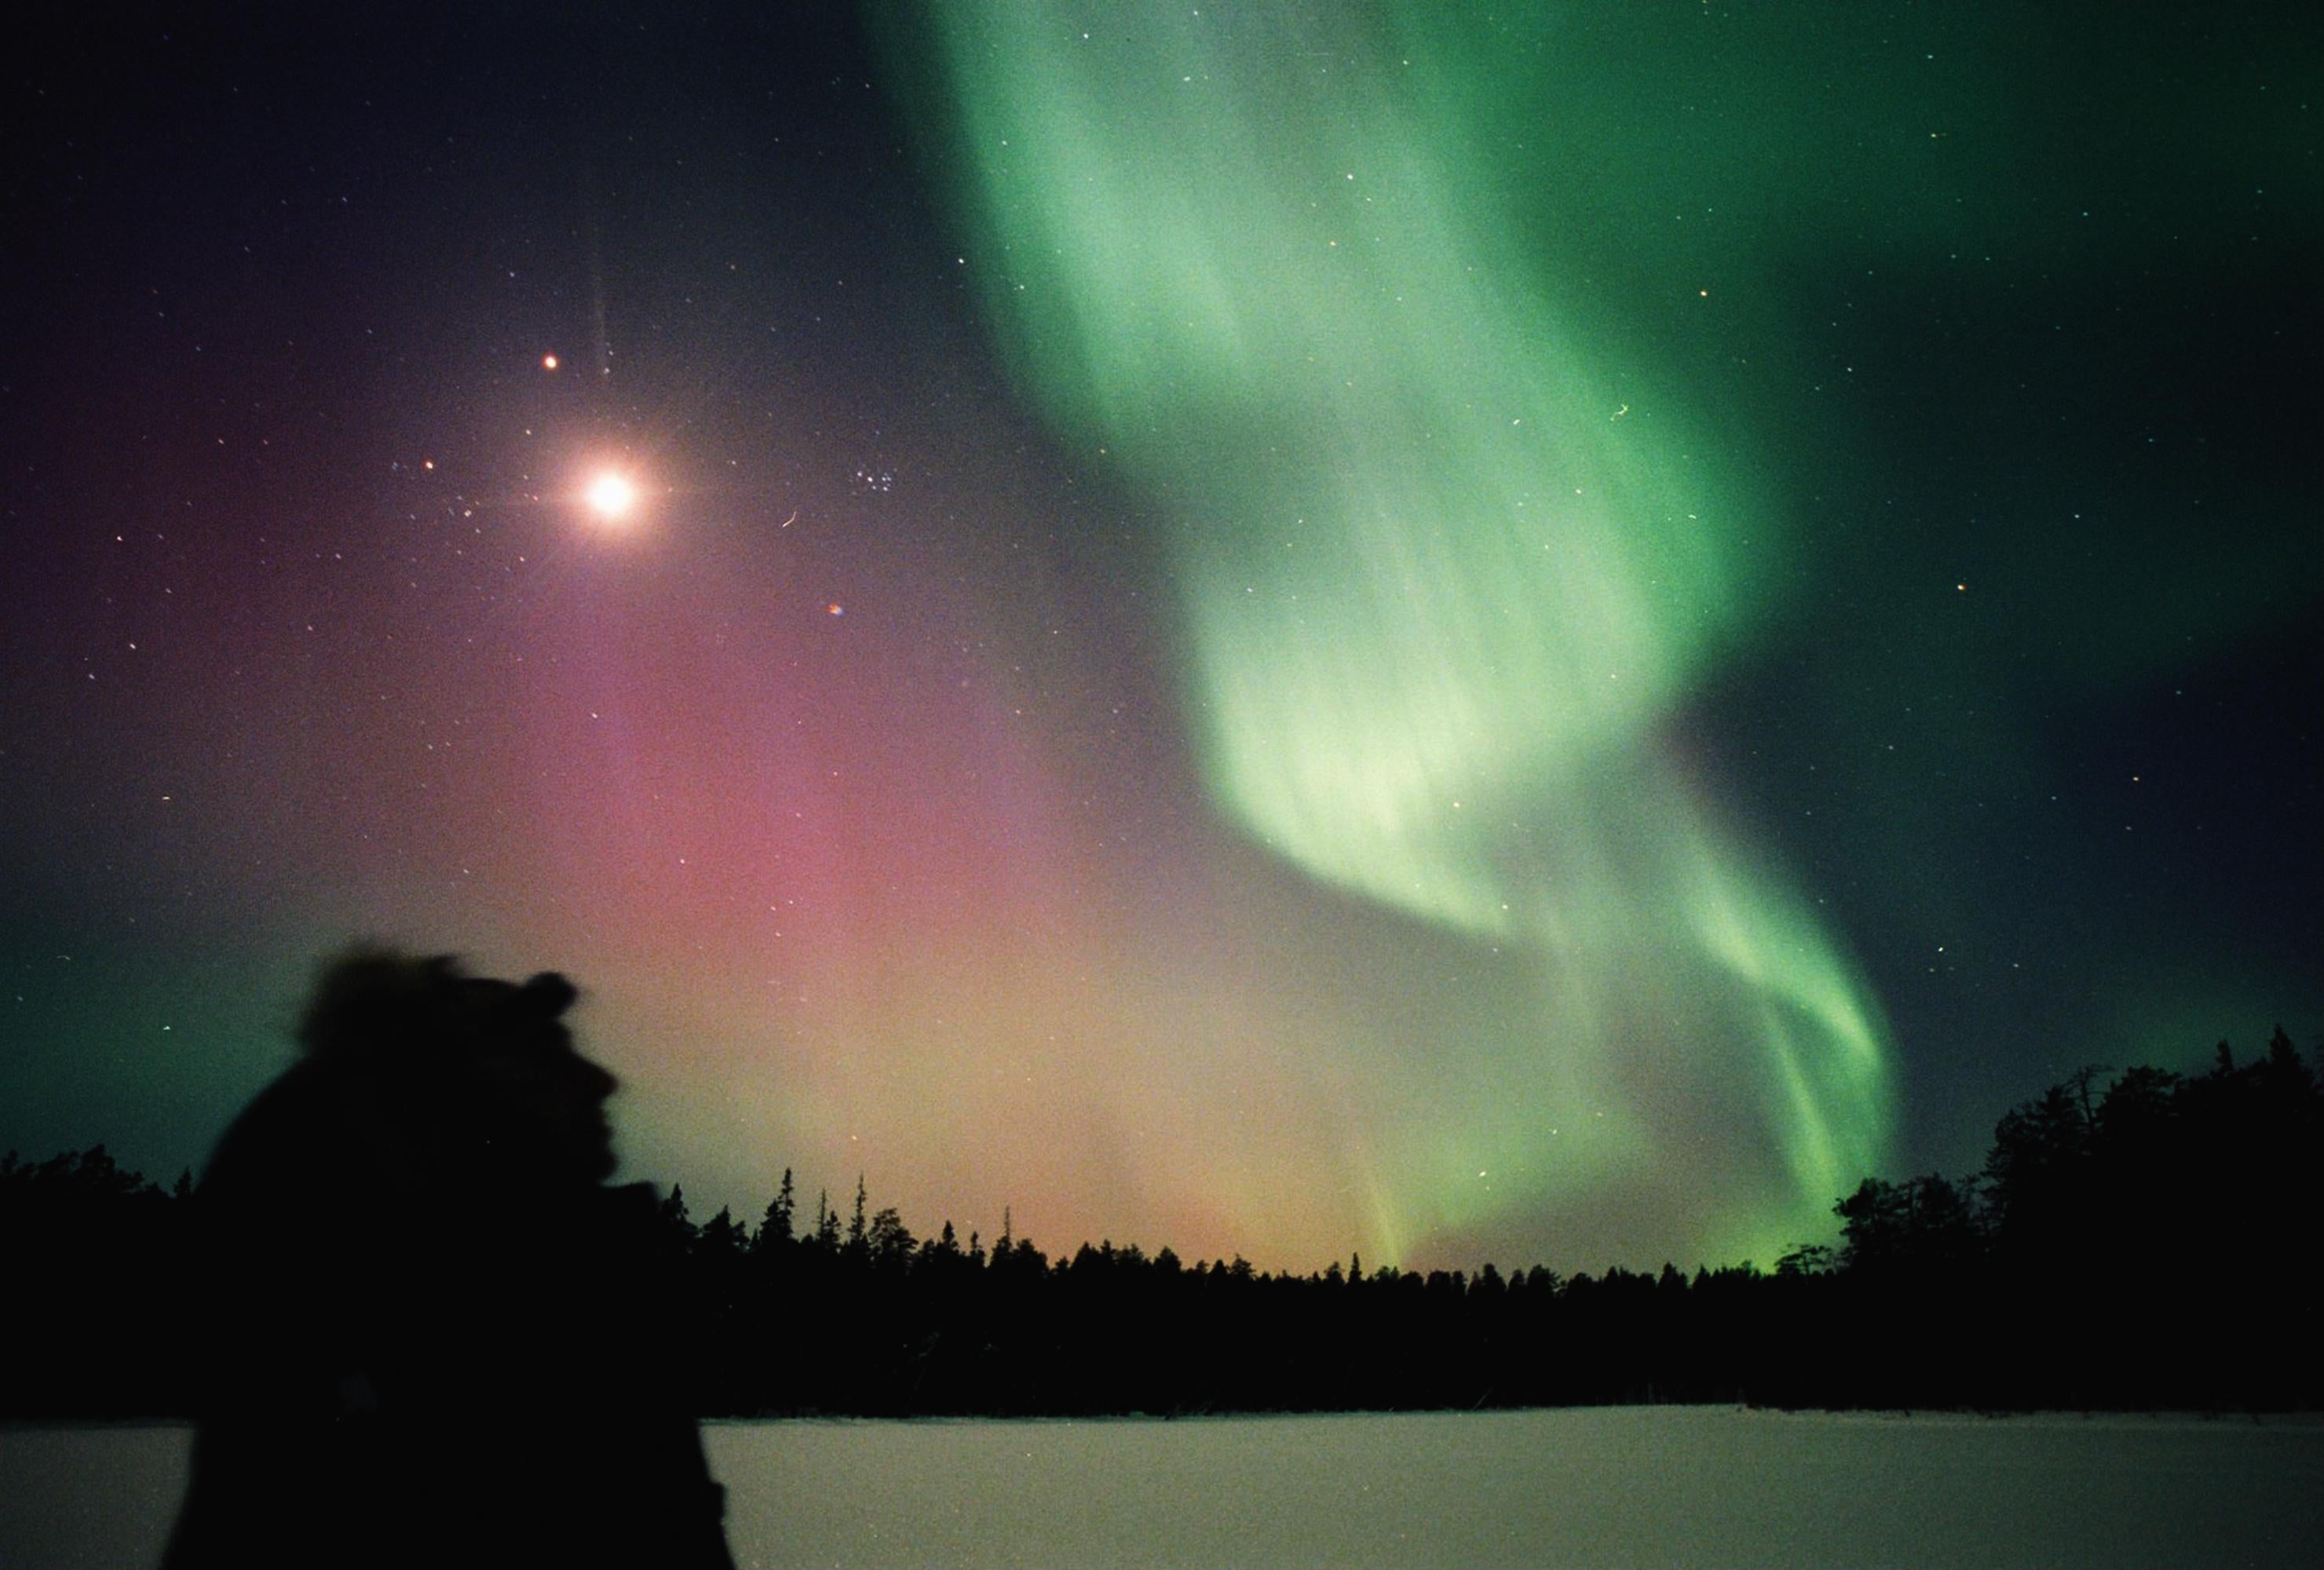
[4,1025,2315,1418]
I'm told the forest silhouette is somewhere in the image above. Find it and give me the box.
[5,1024,2317,1420]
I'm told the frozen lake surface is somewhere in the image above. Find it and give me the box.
[5,1406,2319,1568]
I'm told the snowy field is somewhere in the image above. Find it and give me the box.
[5,1406,2319,1568]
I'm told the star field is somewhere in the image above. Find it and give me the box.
[2,2,2315,1274]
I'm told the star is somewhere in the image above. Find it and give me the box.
[584,472,638,523]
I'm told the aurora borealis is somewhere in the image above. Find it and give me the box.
[888,5,1906,1266]
[3,2,2317,1274]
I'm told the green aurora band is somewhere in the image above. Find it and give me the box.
[893,5,1893,1265]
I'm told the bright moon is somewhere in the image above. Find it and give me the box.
[584,472,638,522]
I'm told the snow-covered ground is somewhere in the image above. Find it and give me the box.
[5,1407,2319,1568]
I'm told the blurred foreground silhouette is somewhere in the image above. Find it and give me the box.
[162,949,733,1568]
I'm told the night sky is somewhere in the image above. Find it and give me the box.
[4,2,2316,1276]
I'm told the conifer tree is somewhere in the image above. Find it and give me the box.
[756,1169,795,1252]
